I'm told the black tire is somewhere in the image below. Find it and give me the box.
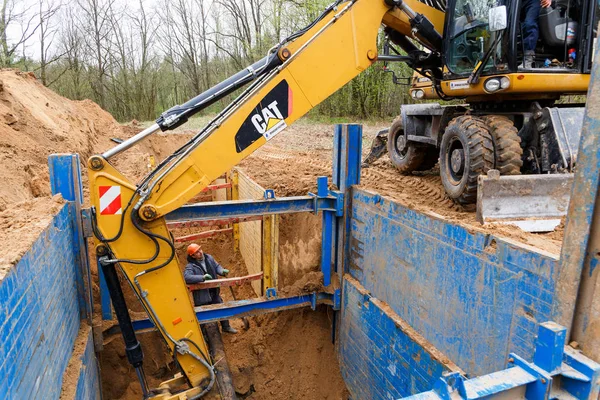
[387,117,433,174]
[482,115,523,175]
[439,116,495,205]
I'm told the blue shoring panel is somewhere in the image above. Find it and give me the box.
[48,154,92,320]
[347,187,562,377]
[338,276,459,399]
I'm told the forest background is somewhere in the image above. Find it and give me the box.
[4,0,417,123]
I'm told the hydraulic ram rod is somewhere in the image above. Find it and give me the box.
[102,52,283,160]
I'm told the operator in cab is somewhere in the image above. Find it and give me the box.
[184,243,238,334]
[521,0,552,68]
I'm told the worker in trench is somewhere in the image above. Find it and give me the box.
[184,243,238,334]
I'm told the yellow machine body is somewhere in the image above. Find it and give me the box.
[88,0,593,396]
[88,0,444,395]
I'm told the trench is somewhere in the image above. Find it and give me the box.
[97,212,348,400]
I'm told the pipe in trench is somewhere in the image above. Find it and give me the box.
[203,323,238,400]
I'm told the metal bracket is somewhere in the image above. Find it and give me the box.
[310,293,317,310]
[264,189,275,200]
[92,323,104,353]
[266,287,277,299]
[509,354,553,399]
[307,191,343,215]
[81,208,94,238]
[333,289,341,310]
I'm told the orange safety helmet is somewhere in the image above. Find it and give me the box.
[187,243,201,256]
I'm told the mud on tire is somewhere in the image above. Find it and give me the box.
[482,115,523,175]
[439,116,495,205]
[387,117,435,174]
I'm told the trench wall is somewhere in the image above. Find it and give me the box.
[338,187,563,398]
[0,203,100,399]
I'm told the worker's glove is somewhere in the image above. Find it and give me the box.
[203,274,213,281]
[222,269,230,277]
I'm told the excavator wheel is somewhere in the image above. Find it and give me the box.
[387,117,434,174]
[482,115,523,175]
[439,116,495,205]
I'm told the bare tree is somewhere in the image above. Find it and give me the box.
[58,8,86,99]
[130,0,159,120]
[77,0,115,108]
[0,0,41,66]
[158,0,210,96]
[37,0,62,85]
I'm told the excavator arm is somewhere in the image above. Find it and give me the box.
[88,0,444,397]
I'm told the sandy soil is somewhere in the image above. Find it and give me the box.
[101,230,347,400]
[0,70,194,279]
[239,120,563,255]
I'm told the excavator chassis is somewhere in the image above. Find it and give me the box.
[364,102,585,231]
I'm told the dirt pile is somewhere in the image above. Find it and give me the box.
[224,307,347,400]
[0,70,121,209]
[0,194,64,277]
[0,70,192,277]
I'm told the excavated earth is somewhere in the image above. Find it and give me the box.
[0,70,563,399]
[238,123,563,255]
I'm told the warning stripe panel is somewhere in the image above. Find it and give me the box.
[98,185,111,197]
[99,186,122,215]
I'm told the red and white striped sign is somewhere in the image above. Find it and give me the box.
[99,186,122,215]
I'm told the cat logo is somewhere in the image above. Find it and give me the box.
[250,100,287,140]
[235,80,292,152]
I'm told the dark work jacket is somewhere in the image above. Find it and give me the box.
[184,254,225,306]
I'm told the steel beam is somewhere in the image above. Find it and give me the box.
[328,124,362,343]
[130,292,335,331]
[167,215,263,229]
[403,322,600,399]
[166,196,339,222]
[555,37,600,357]
[174,228,232,242]
[187,272,263,290]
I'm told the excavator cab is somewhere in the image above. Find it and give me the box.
[445,0,507,76]
[368,0,598,218]
[443,0,597,77]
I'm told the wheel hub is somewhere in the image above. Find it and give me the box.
[450,149,465,174]
[396,135,407,153]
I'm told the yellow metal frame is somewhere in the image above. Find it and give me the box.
[440,73,590,99]
[262,215,279,293]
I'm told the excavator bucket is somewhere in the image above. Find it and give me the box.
[362,128,389,167]
[476,171,573,232]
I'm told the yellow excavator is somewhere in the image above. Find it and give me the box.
[87,0,598,397]
[367,0,595,205]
